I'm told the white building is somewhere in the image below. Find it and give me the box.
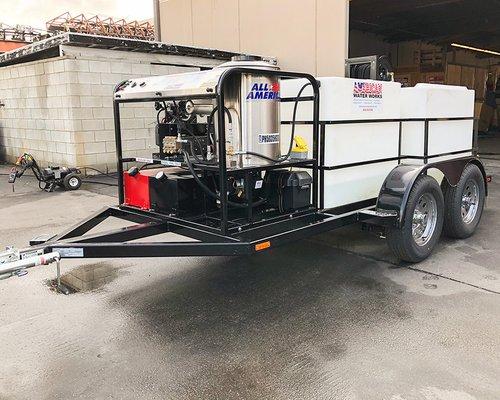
[0,33,242,170]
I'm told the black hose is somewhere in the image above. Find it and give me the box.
[15,154,44,182]
[209,106,233,124]
[182,150,264,209]
[281,82,311,162]
[182,150,243,208]
[138,163,157,171]
[207,106,233,153]
[182,123,206,163]
[156,109,164,124]
[82,180,118,187]
[156,102,206,161]
[228,82,312,164]
[244,151,281,163]
[78,166,118,179]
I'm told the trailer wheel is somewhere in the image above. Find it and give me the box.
[387,175,444,263]
[63,173,82,190]
[442,164,485,239]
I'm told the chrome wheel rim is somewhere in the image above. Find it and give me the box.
[69,177,79,187]
[461,180,479,224]
[412,193,438,246]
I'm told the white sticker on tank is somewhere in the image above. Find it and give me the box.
[352,81,383,112]
[160,160,182,167]
[258,133,279,144]
[136,157,153,163]
[20,250,41,260]
[53,248,84,258]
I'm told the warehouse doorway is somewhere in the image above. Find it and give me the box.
[348,0,500,156]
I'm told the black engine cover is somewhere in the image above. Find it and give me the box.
[265,170,312,212]
[149,172,206,215]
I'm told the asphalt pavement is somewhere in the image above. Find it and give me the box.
[0,156,499,400]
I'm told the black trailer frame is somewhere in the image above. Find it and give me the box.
[27,68,485,260]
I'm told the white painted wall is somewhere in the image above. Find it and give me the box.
[158,0,350,76]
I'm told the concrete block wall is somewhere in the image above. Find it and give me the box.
[0,59,75,167]
[0,46,218,171]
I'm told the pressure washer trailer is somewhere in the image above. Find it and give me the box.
[0,56,488,284]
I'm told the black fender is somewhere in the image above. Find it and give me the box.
[376,157,487,228]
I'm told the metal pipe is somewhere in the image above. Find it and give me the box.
[56,259,61,287]
[312,78,320,209]
[113,101,124,204]
[153,0,161,41]
[216,87,228,235]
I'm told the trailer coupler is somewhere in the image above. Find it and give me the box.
[0,248,62,284]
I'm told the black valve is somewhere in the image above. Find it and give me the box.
[128,166,139,177]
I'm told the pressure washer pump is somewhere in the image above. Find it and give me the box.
[8,153,82,192]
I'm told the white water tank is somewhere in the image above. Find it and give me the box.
[400,83,475,163]
[281,77,402,209]
[280,79,475,210]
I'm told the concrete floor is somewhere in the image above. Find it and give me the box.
[0,151,499,399]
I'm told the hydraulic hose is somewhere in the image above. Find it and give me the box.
[17,153,44,183]
[209,106,233,124]
[181,150,265,209]
[280,82,312,162]
[182,123,208,163]
[243,151,281,163]
[231,82,312,164]
[207,106,233,156]
[157,103,207,162]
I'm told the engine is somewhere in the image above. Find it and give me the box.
[116,56,313,221]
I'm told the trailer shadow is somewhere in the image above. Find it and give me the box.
[109,238,411,398]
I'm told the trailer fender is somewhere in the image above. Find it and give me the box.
[376,157,487,227]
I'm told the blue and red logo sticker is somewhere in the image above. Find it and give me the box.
[353,82,383,98]
[246,82,280,100]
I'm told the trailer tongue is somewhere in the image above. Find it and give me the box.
[1,57,487,288]
[0,248,60,280]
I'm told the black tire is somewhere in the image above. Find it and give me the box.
[442,164,485,239]
[63,173,82,190]
[387,175,444,263]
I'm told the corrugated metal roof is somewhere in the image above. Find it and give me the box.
[0,33,263,67]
